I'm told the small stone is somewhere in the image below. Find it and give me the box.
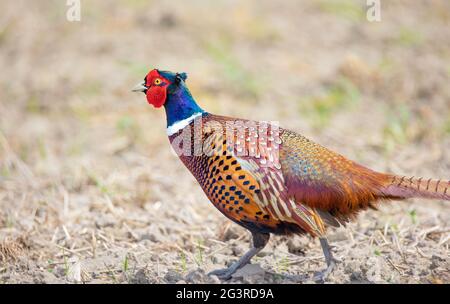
[164,270,183,283]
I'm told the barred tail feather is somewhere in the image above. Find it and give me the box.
[381,175,450,201]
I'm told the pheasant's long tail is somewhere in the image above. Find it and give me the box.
[379,175,450,201]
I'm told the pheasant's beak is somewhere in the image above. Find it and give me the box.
[132,81,148,93]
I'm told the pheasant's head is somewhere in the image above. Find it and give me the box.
[132,69,187,108]
[133,68,203,128]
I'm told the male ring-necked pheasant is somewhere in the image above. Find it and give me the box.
[133,69,449,281]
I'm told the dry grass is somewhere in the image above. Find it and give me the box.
[0,0,449,284]
[0,237,25,262]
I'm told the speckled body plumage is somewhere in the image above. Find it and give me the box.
[168,113,449,239]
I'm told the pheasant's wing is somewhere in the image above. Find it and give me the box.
[279,129,389,220]
[202,119,330,236]
[234,157,329,236]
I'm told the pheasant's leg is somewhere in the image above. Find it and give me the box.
[313,237,338,282]
[208,232,270,280]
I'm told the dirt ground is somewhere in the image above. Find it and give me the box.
[0,0,449,284]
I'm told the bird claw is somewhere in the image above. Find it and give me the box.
[312,257,338,282]
[208,268,234,280]
[273,259,337,283]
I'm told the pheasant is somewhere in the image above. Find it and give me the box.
[133,69,450,281]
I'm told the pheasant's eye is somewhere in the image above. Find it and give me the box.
[154,78,162,85]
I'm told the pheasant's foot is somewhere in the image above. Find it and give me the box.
[312,257,337,282]
[270,260,337,284]
[208,232,270,281]
[208,267,236,280]
[312,237,339,282]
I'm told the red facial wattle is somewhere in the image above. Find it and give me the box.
[144,69,171,108]
[146,85,167,108]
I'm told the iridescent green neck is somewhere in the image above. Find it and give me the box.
[164,81,204,129]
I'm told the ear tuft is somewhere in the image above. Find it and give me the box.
[177,72,188,82]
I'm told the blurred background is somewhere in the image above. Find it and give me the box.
[0,0,449,283]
